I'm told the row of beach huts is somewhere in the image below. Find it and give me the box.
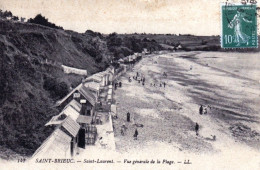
[31,51,146,159]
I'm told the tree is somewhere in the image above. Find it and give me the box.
[28,14,63,30]
[12,16,19,21]
[0,10,12,19]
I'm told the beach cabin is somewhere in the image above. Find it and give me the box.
[56,84,97,117]
[85,74,102,84]
[83,81,100,98]
[94,71,108,87]
[107,94,112,104]
[32,128,72,158]
[60,116,81,156]
[106,66,114,83]
[34,116,82,158]
[102,70,109,86]
[110,104,117,118]
[45,105,80,126]
[64,99,82,113]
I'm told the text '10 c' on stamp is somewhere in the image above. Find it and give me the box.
[221,3,258,48]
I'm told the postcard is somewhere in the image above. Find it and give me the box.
[0,0,259,169]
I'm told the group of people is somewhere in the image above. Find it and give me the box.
[120,112,139,140]
[129,70,169,90]
[199,105,207,115]
[163,72,167,78]
[195,105,215,139]
[114,81,122,90]
[149,72,168,88]
[129,71,146,86]
[150,81,166,88]
[195,105,206,136]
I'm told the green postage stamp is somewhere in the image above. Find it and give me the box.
[221,3,258,48]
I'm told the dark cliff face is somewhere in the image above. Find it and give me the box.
[0,19,112,158]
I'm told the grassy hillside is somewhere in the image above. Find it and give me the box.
[119,33,260,52]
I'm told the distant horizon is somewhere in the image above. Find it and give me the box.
[1,0,259,36]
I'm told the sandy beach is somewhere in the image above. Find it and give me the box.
[111,51,260,169]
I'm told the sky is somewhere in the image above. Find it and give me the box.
[0,0,259,35]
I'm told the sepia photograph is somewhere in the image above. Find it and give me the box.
[0,0,259,169]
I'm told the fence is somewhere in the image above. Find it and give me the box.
[85,125,97,145]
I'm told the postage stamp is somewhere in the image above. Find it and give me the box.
[221,3,258,48]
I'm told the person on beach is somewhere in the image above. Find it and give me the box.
[163,82,166,88]
[119,82,122,87]
[133,129,138,140]
[204,107,207,114]
[127,112,130,122]
[195,123,199,136]
[163,72,167,78]
[121,128,124,136]
[199,105,203,115]
[121,124,127,136]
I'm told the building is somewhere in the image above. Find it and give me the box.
[32,128,73,158]
[106,66,115,83]
[64,99,82,113]
[85,74,102,84]
[45,105,79,126]
[83,81,100,99]
[95,71,109,87]
[56,84,97,117]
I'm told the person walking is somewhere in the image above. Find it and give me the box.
[114,82,118,90]
[133,129,138,140]
[195,123,199,136]
[204,107,207,114]
[199,105,203,115]
[121,124,127,136]
[163,82,166,88]
[127,112,130,122]
[121,128,125,136]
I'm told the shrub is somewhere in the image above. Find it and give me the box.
[27,14,63,30]
[43,76,68,99]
